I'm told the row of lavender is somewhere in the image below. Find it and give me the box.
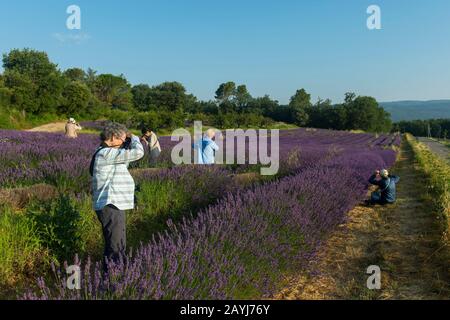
[0,129,338,297]
[22,130,400,299]
[0,128,358,270]
[0,128,398,190]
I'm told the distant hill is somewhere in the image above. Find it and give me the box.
[380,100,450,122]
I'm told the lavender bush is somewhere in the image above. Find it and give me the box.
[0,130,99,190]
[0,127,400,299]
[21,130,398,300]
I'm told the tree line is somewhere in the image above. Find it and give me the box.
[392,119,450,139]
[0,48,392,132]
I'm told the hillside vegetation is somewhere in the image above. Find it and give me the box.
[0,48,391,133]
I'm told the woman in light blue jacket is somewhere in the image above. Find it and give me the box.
[194,129,219,164]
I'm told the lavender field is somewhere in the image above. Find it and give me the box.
[0,128,400,299]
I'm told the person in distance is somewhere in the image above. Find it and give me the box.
[65,117,82,138]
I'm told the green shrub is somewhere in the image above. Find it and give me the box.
[71,194,103,260]
[0,206,48,287]
[0,108,28,129]
[26,195,86,263]
[107,108,136,128]
[0,107,62,129]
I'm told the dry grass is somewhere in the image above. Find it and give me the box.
[274,139,450,300]
[232,172,261,187]
[0,184,59,210]
[26,122,67,132]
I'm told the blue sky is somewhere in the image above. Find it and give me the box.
[1,0,449,104]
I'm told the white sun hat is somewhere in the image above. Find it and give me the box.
[69,118,75,123]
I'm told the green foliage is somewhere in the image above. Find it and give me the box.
[214,82,256,114]
[0,206,48,287]
[131,84,152,111]
[0,48,393,133]
[406,134,449,235]
[187,100,219,115]
[134,110,185,131]
[0,194,101,294]
[0,86,12,107]
[343,95,391,132]
[288,88,311,126]
[134,110,162,130]
[249,95,279,117]
[91,74,133,110]
[149,81,192,112]
[71,195,103,259]
[3,48,65,115]
[307,93,392,133]
[185,112,215,126]
[3,49,58,80]
[128,180,182,245]
[308,98,344,130]
[234,84,252,110]
[4,69,37,112]
[393,118,450,139]
[107,108,136,128]
[63,68,86,82]
[84,98,110,121]
[214,112,273,129]
[0,112,62,131]
[132,82,194,113]
[26,195,85,262]
[60,81,92,117]
[155,110,184,129]
[215,81,236,104]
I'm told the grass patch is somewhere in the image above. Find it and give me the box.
[0,205,50,294]
[406,134,449,236]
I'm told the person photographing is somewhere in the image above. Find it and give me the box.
[90,122,144,272]
[367,169,400,205]
[140,127,161,166]
[194,128,219,164]
[65,117,82,138]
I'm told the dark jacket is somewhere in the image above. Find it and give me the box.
[368,174,400,203]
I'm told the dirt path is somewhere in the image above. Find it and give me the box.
[26,121,67,132]
[275,140,450,300]
[417,137,450,163]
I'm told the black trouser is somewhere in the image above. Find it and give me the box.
[96,204,126,272]
[369,191,393,205]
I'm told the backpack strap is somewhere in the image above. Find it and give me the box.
[89,146,106,177]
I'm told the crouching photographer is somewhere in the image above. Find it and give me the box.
[90,122,144,272]
[366,169,400,205]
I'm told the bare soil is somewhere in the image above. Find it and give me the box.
[27,122,67,132]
